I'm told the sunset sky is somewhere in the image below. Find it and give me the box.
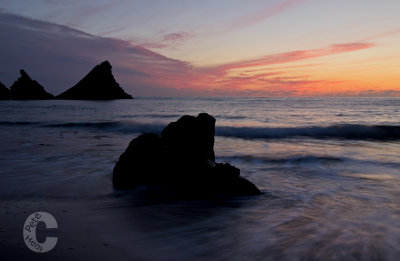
[0,0,399,96]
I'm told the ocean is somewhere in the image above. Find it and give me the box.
[1,97,400,260]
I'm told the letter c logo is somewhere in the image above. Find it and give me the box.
[23,212,58,253]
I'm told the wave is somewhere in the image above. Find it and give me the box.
[0,120,164,134]
[1,120,399,140]
[120,114,181,119]
[44,121,165,134]
[215,115,247,120]
[216,124,400,140]
[218,155,400,169]
[0,121,41,126]
[218,155,344,164]
[119,113,246,120]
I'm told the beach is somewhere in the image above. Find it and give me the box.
[1,97,400,260]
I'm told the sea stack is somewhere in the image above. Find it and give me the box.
[56,61,132,100]
[0,82,10,100]
[113,113,261,196]
[9,70,54,100]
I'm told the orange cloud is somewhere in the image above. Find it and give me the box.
[215,43,376,72]
[172,41,388,97]
[174,42,377,95]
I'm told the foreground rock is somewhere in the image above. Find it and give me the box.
[113,113,261,196]
[0,82,10,100]
[57,61,132,100]
[9,70,54,100]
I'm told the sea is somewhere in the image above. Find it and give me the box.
[0,97,400,260]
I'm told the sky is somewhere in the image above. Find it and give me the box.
[0,0,399,97]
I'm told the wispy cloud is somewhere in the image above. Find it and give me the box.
[138,42,169,49]
[361,26,400,41]
[163,32,192,42]
[0,12,193,96]
[43,1,119,23]
[97,26,127,36]
[139,31,194,50]
[215,43,375,72]
[224,0,310,33]
[180,42,377,96]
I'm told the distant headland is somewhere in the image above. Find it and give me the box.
[2,69,54,100]
[0,61,133,100]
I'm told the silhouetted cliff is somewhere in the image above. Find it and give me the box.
[57,61,132,100]
[0,82,10,100]
[9,70,54,100]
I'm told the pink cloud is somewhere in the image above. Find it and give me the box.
[0,12,194,96]
[168,42,376,94]
[362,26,400,41]
[224,0,310,33]
[178,42,377,95]
[163,32,193,42]
[138,31,194,50]
[214,42,375,72]
[138,42,169,49]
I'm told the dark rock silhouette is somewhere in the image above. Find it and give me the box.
[57,61,132,100]
[0,82,10,100]
[113,113,261,196]
[9,70,54,100]
[161,113,216,161]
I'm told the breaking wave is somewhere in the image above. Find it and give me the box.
[1,121,399,140]
[216,124,400,140]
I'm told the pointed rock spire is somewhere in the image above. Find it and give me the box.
[9,70,54,100]
[56,61,133,100]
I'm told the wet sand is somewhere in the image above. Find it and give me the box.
[0,198,134,261]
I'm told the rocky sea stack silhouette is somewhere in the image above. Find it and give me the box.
[113,113,261,196]
[57,61,132,100]
[0,82,10,100]
[9,70,54,100]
